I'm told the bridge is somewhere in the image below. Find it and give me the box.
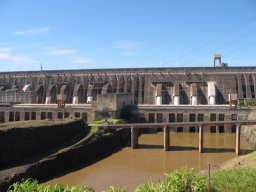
[98,120,256,155]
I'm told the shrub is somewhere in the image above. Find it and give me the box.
[7,179,95,192]
[136,168,207,192]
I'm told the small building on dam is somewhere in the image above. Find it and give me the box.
[0,66,255,132]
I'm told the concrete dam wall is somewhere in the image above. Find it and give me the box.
[0,67,255,105]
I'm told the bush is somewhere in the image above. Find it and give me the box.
[7,179,95,192]
[136,168,207,192]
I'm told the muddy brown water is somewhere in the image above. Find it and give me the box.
[47,132,252,191]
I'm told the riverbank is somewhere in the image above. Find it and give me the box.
[0,119,130,192]
[0,118,88,169]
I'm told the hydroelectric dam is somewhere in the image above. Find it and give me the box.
[0,66,255,131]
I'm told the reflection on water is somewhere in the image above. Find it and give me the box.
[47,132,252,192]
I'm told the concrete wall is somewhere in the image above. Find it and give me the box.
[96,93,132,117]
[0,67,255,105]
[0,91,37,103]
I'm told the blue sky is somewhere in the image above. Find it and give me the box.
[0,0,256,71]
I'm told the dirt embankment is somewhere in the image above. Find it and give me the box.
[242,109,256,148]
[0,125,130,192]
[0,119,87,169]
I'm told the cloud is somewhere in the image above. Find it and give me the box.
[0,52,10,60]
[0,47,13,59]
[45,47,76,56]
[113,40,142,56]
[113,40,142,49]
[0,47,38,64]
[12,27,50,36]
[120,51,137,56]
[72,56,92,64]
[12,55,38,64]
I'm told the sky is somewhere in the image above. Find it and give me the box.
[0,0,256,71]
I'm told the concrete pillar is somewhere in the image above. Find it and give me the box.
[163,113,169,123]
[236,124,241,155]
[209,96,215,105]
[156,96,162,105]
[87,96,93,103]
[45,96,51,104]
[36,112,41,120]
[138,76,143,104]
[72,96,79,104]
[123,76,129,93]
[164,126,170,151]
[208,82,216,105]
[20,112,25,121]
[173,96,180,105]
[131,127,138,149]
[191,96,198,105]
[52,112,58,120]
[4,111,9,123]
[199,125,204,153]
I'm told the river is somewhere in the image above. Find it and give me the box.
[47,131,252,191]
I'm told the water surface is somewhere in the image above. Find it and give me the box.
[48,132,252,191]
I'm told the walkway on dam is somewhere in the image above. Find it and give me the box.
[97,120,256,155]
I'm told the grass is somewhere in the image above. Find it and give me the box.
[211,168,256,192]
[8,179,95,192]
[89,118,125,133]
[218,151,256,169]
[0,118,80,130]
[7,167,256,192]
[136,168,207,192]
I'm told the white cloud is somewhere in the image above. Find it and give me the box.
[12,55,38,64]
[45,47,76,56]
[113,40,142,50]
[0,47,38,64]
[113,40,142,56]
[72,56,92,64]
[12,27,50,36]
[0,52,10,60]
[120,51,137,56]
[0,47,13,60]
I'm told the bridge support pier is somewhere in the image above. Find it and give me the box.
[131,127,138,149]
[199,125,204,153]
[236,124,241,155]
[164,126,170,151]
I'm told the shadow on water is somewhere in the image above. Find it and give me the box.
[134,144,254,154]
[137,144,163,149]
[169,145,198,151]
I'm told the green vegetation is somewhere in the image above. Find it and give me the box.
[136,168,207,192]
[7,179,94,192]
[0,118,79,130]
[8,167,256,192]
[239,99,256,107]
[211,168,256,192]
[105,186,127,192]
[89,118,125,133]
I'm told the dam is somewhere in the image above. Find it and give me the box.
[0,66,255,132]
